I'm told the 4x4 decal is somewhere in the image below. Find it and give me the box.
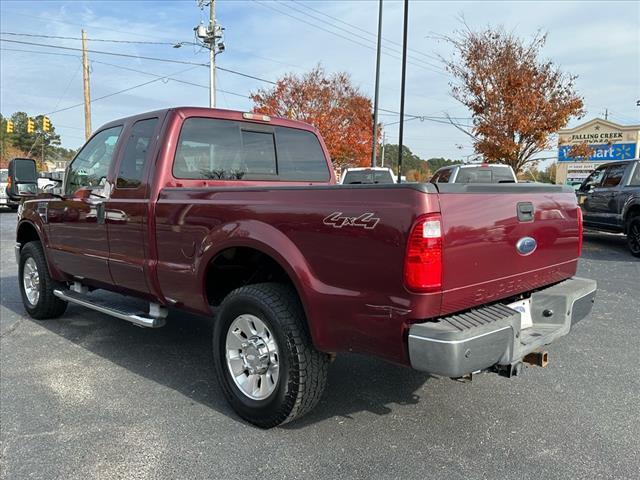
[323,212,380,230]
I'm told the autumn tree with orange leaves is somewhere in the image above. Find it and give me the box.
[250,66,374,169]
[441,26,585,173]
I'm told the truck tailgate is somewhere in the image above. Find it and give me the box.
[436,184,581,315]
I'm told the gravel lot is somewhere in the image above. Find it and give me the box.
[1,209,639,480]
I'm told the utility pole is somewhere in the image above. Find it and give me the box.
[81,30,92,140]
[208,0,216,108]
[195,0,225,108]
[381,130,386,167]
[371,0,383,167]
[397,0,409,183]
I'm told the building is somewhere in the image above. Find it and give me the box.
[556,118,640,184]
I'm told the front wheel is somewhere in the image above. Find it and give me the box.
[627,216,640,258]
[18,241,68,319]
[213,283,329,428]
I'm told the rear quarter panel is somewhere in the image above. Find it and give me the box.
[154,185,441,363]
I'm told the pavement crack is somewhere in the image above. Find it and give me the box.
[0,319,22,338]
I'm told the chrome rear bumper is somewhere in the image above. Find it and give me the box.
[408,277,597,377]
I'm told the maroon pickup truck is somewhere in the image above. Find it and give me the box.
[13,107,596,428]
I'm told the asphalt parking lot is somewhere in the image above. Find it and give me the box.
[1,210,639,480]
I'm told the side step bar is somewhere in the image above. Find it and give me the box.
[53,289,168,328]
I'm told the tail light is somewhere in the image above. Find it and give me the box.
[404,213,443,292]
[577,207,583,257]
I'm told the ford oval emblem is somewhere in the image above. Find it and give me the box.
[516,237,537,256]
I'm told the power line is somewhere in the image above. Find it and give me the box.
[290,0,442,64]
[44,66,200,116]
[3,8,179,41]
[0,38,277,85]
[90,59,250,99]
[274,0,444,72]
[0,47,78,58]
[0,31,195,46]
[252,0,446,77]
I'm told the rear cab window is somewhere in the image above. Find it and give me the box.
[172,117,330,182]
[342,170,394,184]
[455,166,515,183]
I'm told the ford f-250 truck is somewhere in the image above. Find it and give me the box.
[13,107,597,428]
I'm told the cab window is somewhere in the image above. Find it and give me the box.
[65,126,123,195]
[172,117,329,181]
[601,164,627,188]
[627,163,640,187]
[117,118,158,189]
[436,169,452,183]
[580,168,605,191]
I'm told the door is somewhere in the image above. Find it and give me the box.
[47,126,124,285]
[106,117,160,295]
[588,163,627,227]
[578,167,606,226]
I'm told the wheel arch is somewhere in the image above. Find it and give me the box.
[197,220,323,346]
[623,200,640,233]
[16,219,64,281]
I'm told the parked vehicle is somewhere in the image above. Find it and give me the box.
[340,166,395,184]
[1,168,20,210]
[12,107,596,427]
[431,163,517,184]
[576,159,640,257]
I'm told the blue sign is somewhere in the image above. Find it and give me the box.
[558,142,637,161]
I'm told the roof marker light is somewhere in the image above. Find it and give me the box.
[242,113,271,122]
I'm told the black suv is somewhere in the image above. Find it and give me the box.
[577,159,640,257]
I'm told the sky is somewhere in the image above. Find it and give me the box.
[1,0,639,162]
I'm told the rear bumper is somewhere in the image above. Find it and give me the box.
[408,277,597,377]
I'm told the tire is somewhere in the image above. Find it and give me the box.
[18,241,68,319]
[213,283,329,428]
[627,216,640,258]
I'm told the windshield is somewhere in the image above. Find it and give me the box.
[342,170,394,184]
[0,170,7,183]
[455,166,515,183]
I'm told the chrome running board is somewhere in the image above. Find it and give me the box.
[53,289,168,328]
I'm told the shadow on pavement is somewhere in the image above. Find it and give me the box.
[582,231,637,262]
[1,278,430,427]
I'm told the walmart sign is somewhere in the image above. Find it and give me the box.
[558,143,637,161]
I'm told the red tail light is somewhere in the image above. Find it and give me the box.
[404,214,443,292]
[577,207,583,257]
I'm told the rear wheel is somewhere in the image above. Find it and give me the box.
[19,241,68,319]
[627,216,640,258]
[213,283,329,428]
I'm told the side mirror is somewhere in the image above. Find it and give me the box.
[7,158,38,198]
